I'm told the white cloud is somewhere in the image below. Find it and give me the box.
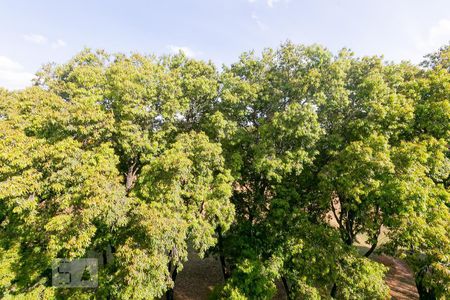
[0,56,34,90]
[52,39,67,48]
[248,0,288,7]
[251,13,268,31]
[266,0,279,7]
[23,34,48,44]
[23,34,67,49]
[167,45,200,58]
[416,19,450,53]
[0,56,23,71]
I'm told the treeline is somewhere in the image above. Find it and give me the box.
[0,43,449,299]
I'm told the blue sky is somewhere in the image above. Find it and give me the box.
[0,0,449,89]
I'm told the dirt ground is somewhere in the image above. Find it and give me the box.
[173,252,223,300]
[373,254,419,300]
[172,251,418,300]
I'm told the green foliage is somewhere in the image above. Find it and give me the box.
[421,44,450,71]
[212,41,448,299]
[0,50,234,299]
[335,255,390,299]
[1,43,449,299]
[212,257,280,300]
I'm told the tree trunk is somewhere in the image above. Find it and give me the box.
[125,161,139,194]
[364,224,381,257]
[345,235,353,246]
[281,276,291,300]
[219,253,229,280]
[166,247,179,300]
[364,241,377,257]
[330,283,337,298]
[344,209,355,246]
[217,226,230,279]
[102,250,107,265]
[166,287,174,300]
[166,265,178,300]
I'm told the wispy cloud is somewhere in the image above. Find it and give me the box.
[52,39,67,48]
[167,45,201,58]
[0,56,34,90]
[410,19,450,63]
[0,56,23,71]
[266,0,279,7]
[248,0,289,8]
[23,33,48,44]
[251,13,268,31]
[416,19,450,53]
[23,34,67,49]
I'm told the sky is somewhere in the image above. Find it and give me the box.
[0,0,449,90]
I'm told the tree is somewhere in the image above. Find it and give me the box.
[1,43,449,299]
[212,43,391,298]
[114,132,233,300]
[1,50,234,299]
[0,86,128,298]
[382,48,450,300]
[421,44,450,71]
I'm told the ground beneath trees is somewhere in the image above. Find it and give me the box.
[173,252,223,300]
[373,254,419,300]
[172,251,418,300]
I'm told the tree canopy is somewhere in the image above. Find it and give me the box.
[0,43,449,299]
